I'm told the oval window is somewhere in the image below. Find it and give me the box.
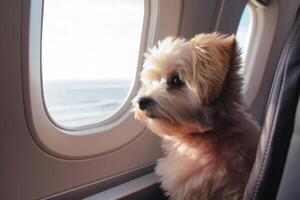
[42,0,144,128]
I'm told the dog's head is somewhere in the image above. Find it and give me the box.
[132,33,241,138]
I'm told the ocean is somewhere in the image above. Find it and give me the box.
[43,80,131,128]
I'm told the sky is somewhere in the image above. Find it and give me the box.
[236,6,252,61]
[42,1,251,81]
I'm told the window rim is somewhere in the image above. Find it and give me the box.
[242,0,279,107]
[23,0,151,159]
[22,0,183,159]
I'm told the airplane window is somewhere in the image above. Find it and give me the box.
[42,0,144,128]
[236,5,252,63]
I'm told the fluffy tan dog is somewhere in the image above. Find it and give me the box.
[132,33,259,200]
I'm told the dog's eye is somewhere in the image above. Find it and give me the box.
[169,75,183,87]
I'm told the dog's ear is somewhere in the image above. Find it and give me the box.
[191,34,236,105]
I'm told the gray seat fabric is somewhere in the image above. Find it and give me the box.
[243,8,300,200]
[276,99,300,200]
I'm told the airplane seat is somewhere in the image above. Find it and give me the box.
[243,7,300,200]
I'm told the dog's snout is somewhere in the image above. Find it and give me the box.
[138,97,153,110]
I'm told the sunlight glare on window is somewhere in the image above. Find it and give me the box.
[42,0,144,128]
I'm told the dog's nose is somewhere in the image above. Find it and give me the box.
[138,97,153,110]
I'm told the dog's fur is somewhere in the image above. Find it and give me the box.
[132,33,259,200]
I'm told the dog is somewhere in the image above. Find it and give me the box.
[132,33,260,200]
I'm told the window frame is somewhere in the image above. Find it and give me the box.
[242,1,279,107]
[22,0,183,159]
